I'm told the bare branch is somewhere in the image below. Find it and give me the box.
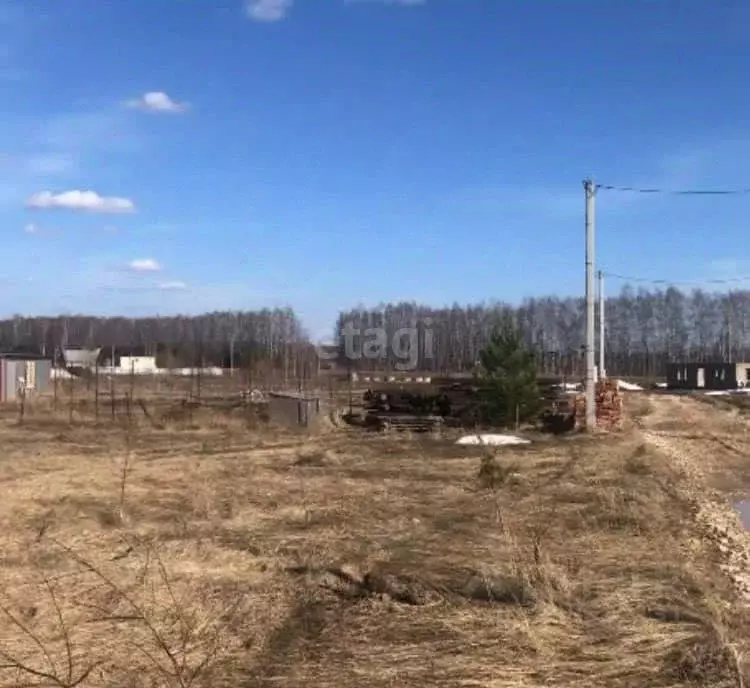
[42,579,72,685]
[0,602,57,679]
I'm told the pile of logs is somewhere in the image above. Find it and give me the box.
[574,378,623,430]
[362,382,481,427]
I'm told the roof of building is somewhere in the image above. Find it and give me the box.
[0,353,51,361]
[62,347,101,366]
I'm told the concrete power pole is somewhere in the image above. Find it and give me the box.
[598,270,607,380]
[584,179,597,431]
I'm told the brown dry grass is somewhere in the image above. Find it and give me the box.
[0,396,746,686]
[693,392,750,421]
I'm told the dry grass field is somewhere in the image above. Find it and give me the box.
[0,393,747,686]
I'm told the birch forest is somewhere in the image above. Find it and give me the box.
[0,286,746,378]
[336,286,750,377]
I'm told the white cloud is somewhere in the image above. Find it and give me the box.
[125,91,189,114]
[26,190,136,213]
[245,0,292,21]
[128,258,162,273]
[23,223,37,234]
[157,280,189,291]
[0,151,75,207]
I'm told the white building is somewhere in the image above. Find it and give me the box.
[119,356,157,374]
[62,347,101,369]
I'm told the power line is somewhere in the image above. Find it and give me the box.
[597,181,750,285]
[597,183,750,196]
[603,270,750,287]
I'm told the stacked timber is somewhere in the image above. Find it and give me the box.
[539,379,575,434]
[363,383,477,423]
[362,380,484,430]
[365,413,444,433]
[364,378,580,432]
[573,379,623,430]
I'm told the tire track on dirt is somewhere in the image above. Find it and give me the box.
[640,395,750,603]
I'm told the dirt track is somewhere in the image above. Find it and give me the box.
[639,394,750,603]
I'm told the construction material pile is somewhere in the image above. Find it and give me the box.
[538,377,576,434]
[362,381,485,427]
[362,377,583,433]
[574,378,624,430]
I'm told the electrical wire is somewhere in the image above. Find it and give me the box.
[603,271,750,287]
[596,183,750,195]
[594,182,750,284]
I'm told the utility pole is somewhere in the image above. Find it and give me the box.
[597,270,607,380]
[584,179,596,431]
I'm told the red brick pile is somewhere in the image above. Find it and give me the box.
[574,378,623,430]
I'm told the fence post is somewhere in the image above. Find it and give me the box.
[129,361,135,403]
[197,351,203,402]
[95,363,100,423]
[53,366,58,411]
[248,359,253,393]
[111,375,116,422]
[68,376,74,424]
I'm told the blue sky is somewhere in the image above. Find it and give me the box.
[2,0,750,338]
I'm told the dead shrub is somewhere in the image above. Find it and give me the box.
[624,444,653,475]
[294,451,327,468]
[630,396,653,420]
[456,569,538,607]
[0,540,248,688]
[583,487,654,534]
[477,453,520,491]
[665,630,743,686]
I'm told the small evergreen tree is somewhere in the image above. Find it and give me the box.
[477,314,540,427]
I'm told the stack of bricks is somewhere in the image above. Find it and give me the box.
[573,378,623,430]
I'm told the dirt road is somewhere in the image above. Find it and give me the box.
[639,393,750,602]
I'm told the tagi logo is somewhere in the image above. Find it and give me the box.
[314,319,433,371]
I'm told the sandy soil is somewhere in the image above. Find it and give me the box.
[639,394,750,602]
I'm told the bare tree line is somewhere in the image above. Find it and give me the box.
[0,308,306,368]
[3,286,750,379]
[335,286,750,377]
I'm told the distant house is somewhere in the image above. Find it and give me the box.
[119,355,157,374]
[0,353,51,402]
[62,347,101,371]
[666,362,750,390]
